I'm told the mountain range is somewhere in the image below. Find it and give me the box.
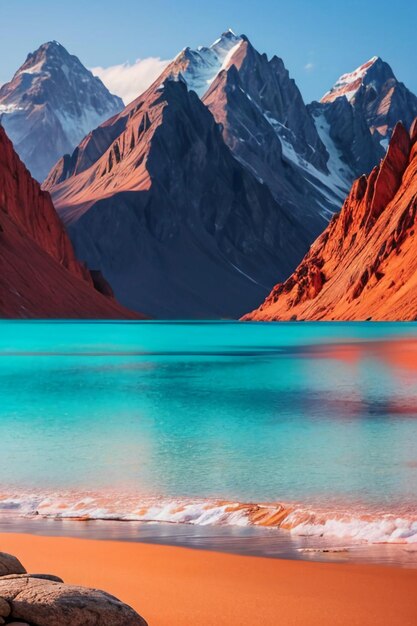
[0,41,123,181]
[45,76,302,318]
[42,31,417,318]
[1,31,417,319]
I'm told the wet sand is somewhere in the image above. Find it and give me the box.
[1,532,417,625]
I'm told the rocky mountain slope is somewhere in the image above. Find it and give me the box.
[43,32,417,319]
[43,30,356,319]
[0,41,123,181]
[0,125,138,318]
[308,97,384,184]
[306,56,417,210]
[156,34,417,219]
[243,120,417,321]
[162,30,347,219]
[320,56,417,147]
[44,75,311,319]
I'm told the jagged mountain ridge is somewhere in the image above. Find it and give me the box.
[305,56,417,221]
[46,31,338,236]
[243,120,417,321]
[0,41,124,181]
[168,31,327,167]
[321,56,417,146]
[0,125,138,318]
[44,76,314,319]
[43,30,354,320]
[161,30,349,219]
[43,32,417,319]
[137,34,417,221]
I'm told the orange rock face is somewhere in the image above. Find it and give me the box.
[243,120,417,321]
[0,126,93,283]
[0,126,138,318]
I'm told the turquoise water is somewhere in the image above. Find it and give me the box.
[1,321,417,542]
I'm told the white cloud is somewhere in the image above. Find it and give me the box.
[304,62,315,72]
[91,57,171,105]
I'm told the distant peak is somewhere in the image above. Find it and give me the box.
[21,40,70,67]
[35,40,67,56]
[166,30,244,99]
[321,55,392,104]
[13,40,73,79]
[210,29,241,48]
[43,40,64,48]
[338,56,378,80]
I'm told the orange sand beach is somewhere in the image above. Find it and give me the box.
[1,533,417,625]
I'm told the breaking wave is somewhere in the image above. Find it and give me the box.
[0,490,416,545]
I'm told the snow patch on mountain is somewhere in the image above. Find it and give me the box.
[248,104,347,216]
[321,56,379,103]
[312,112,353,192]
[15,59,45,76]
[171,30,243,97]
[0,103,22,113]
[278,135,345,219]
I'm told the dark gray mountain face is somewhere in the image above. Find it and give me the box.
[320,56,417,148]
[206,37,328,170]
[154,31,353,221]
[308,97,385,180]
[354,58,417,143]
[43,34,417,319]
[202,39,339,232]
[0,41,123,181]
[45,79,316,319]
[200,36,350,222]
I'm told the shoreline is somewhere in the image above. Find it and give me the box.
[1,488,417,548]
[0,515,417,570]
[1,532,417,625]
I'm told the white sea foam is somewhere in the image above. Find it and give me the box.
[0,490,416,545]
[286,512,417,544]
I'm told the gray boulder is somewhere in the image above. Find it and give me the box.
[0,574,147,626]
[0,553,26,577]
[0,596,11,618]
[0,573,64,583]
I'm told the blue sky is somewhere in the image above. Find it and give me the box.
[1,0,416,103]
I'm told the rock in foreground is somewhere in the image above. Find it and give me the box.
[0,552,146,626]
[0,554,26,578]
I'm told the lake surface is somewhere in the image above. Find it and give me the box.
[1,321,417,551]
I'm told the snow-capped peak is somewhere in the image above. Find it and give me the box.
[0,41,124,180]
[210,28,239,48]
[16,40,68,73]
[39,40,65,51]
[321,56,380,103]
[167,30,243,97]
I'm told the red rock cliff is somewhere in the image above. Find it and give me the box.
[0,125,139,318]
[243,120,417,321]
